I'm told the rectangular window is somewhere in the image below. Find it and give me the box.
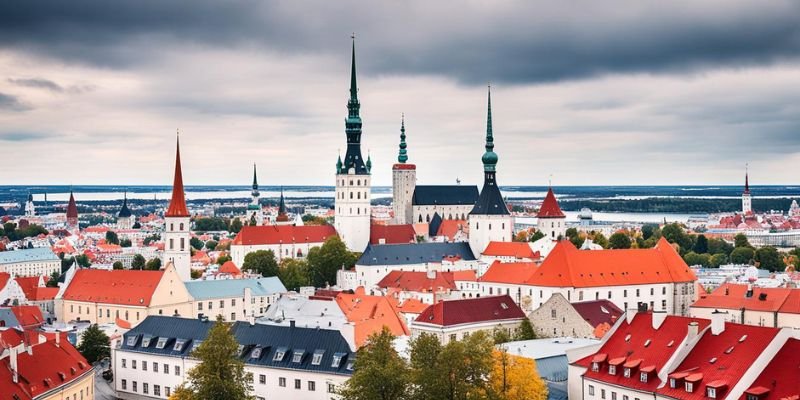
[612,392,617,400]
[122,359,126,369]
[175,365,181,376]
[220,300,224,308]
[198,303,203,311]
[279,377,286,387]
[623,396,629,400]
[551,309,557,318]
[308,381,316,391]
[133,381,137,392]
[232,299,236,306]
[588,385,595,396]
[121,380,127,390]
[640,372,648,383]
[312,351,324,365]
[164,364,169,374]
[153,362,158,373]
[208,301,212,310]
[166,387,171,397]
[686,382,694,393]
[295,379,301,389]
[624,368,631,378]
[601,389,606,399]
[132,360,137,370]
[608,365,616,375]
[154,385,161,396]
[259,374,266,384]
[143,383,148,395]
[328,383,336,393]
[708,388,716,398]
[142,360,147,371]
[231,312,236,321]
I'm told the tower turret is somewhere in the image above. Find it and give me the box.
[248,163,263,225]
[24,192,35,218]
[117,191,135,230]
[66,189,79,230]
[392,114,416,224]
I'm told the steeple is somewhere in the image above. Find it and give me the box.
[341,35,368,175]
[118,191,132,218]
[398,114,408,163]
[66,189,78,219]
[278,187,286,215]
[336,153,343,174]
[252,163,260,195]
[481,85,498,172]
[744,165,750,194]
[166,133,190,217]
[366,151,372,173]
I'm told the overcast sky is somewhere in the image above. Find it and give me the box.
[1,0,799,186]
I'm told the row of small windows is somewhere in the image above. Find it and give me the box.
[339,179,367,186]
[338,191,369,200]
[474,222,506,230]
[418,213,467,223]
[338,207,368,215]
[121,358,180,376]
[257,376,334,393]
[169,238,185,251]
[121,380,170,398]
[169,223,184,231]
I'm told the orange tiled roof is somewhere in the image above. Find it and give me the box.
[62,269,164,306]
[538,187,565,218]
[482,241,539,259]
[692,283,794,313]
[480,260,538,284]
[377,271,457,292]
[218,261,242,275]
[436,219,467,241]
[165,137,190,217]
[336,291,410,346]
[526,237,695,287]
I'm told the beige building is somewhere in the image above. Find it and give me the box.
[410,295,526,344]
[528,293,623,339]
[55,263,192,327]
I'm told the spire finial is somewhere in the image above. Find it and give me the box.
[349,33,358,102]
[398,113,408,163]
[481,84,498,172]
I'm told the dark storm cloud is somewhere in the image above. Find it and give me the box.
[8,77,63,92]
[1,1,800,84]
[0,92,31,111]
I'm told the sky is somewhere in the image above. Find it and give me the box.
[1,1,799,187]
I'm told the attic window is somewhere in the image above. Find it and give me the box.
[644,339,651,347]
[709,357,717,364]
[500,303,509,310]
[126,335,138,347]
[292,350,305,363]
[155,337,168,349]
[173,338,187,352]
[191,340,203,353]
[624,334,631,342]
[251,347,263,359]
[346,358,355,371]
[739,335,748,343]
[273,347,287,362]
[58,372,66,381]
[141,335,153,347]
[331,352,346,368]
[312,350,325,365]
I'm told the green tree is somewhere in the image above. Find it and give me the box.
[191,269,203,279]
[608,232,632,249]
[683,252,710,267]
[120,238,132,248]
[77,324,110,364]
[146,258,163,271]
[175,316,254,400]
[278,259,310,291]
[730,247,755,265]
[661,223,692,252]
[592,232,609,248]
[641,224,660,240]
[338,327,410,400]
[734,233,752,248]
[710,253,728,268]
[492,327,512,345]
[105,231,120,245]
[112,261,124,270]
[529,230,545,242]
[194,217,229,232]
[693,234,709,254]
[565,228,584,248]
[131,254,146,270]
[216,254,232,265]
[190,237,205,251]
[61,256,75,270]
[132,221,141,229]
[205,240,218,251]
[249,215,257,226]
[514,318,536,341]
[307,236,357,287]
[242,250,279,277]
[143,234,161,246]
[75,254,91,268]
[755,246,786,272]
[229,217,243,233]
[46,270,60,287]
[707,238,734,256]
[408,333,443,400]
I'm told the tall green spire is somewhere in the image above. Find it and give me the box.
[350,35,358,102]
[336,153,343,173]
[481,85,498,172]
[398,114,408,163]
[366,151,372,173]
[252,163,259,189]
[341,34,368,175]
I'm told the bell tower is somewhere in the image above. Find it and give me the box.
[163,134,192,281]
[392,115,416,225]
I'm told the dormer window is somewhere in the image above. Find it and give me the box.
[685,382,694,393]
[707,387,717,398]
[273,347,287,362]
[311,350,325,366]
[141,335,153,347]
[191,340,203,353]
[623,368,631,378]
[126,335,138,347]
[640,372,648,383]
[608,365,617,375]
[669,378,677,388]
[331,353,346,368]
[592,362,600,372]
[250,347,262,359]
[155,337,168,349]
[173,338,187,352]
[292,350,305,363]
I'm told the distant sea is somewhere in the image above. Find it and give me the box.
[1,185,797,202]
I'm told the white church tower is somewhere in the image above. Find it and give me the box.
[537,187,566,240]
[334,37,371,252]
[24,193,35,217]
[163,135,192,281]
[392,115,416,225]
[468,86,514,257]
[742,167,752,214]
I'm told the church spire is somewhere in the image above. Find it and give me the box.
[398,114,408,163]
[166,133,190,217]
[350,34,358,103]
[481,85,498,173]
[744,164,750,194]
[341,34,368,175]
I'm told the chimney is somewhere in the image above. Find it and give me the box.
[10,347,18,383]
[289,320,295,328]
[711,310,727,335]
[687,321,699,341]
[651,310,667,330]
[55,331,61,347]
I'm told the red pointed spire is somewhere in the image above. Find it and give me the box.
[66,190,78,220]
[538,187,565,218]
[166,135,190,217]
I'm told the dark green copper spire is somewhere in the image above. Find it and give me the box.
[336,153,343,173]
[341,34,368,175]
[366,151,372,173]
[251,163,260,196]
[397,114,408,163]
[481,85,498,172]
[278,186,287,215]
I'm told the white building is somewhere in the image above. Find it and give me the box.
[537,187,567,240]
[24,193,35,217]
[230,225,337,266]
[185,277,286,323]
[391,116,416,225]
[113,316,355,400]
[0,247,60,278]
[162,136,192,282]
[742,169,752,214]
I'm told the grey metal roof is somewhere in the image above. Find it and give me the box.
[412,185,478,206]
[184,277,286,301]
[120,316,355,376]
[0,247,59,265]
[357,242,476,266]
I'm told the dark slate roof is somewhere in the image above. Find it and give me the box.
[412,185,478,206]
[428,213,442,237]
[470,175,509,215]
[357,242,476,266]
[118,198,132,218]
[119,316,354,376]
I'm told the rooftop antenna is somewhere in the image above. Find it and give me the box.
[456,177,461,185]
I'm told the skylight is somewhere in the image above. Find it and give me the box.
[724,346,734,354]
[739,335,748,343]
[644,339,651,347]
[624,334,631,342]
[709,357,717,364]
[346,359,355,371]
[173,338,187,352]
[500,303,509,310]
[667,340,674,347]
[155,337,168,349]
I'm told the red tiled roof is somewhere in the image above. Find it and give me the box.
[479,260,538,284]
[218,261,242,275]
[0,272,11,292]
[6,306,45,328]
[165,137,190,217]
[62,269,164,306]
[571,300,623,328]
[66,192,78,219]
[538,187,565,218]
[577,313,710,393]
[394,297,429,314]
[526,237,696,287]
[692,283,794,313]
[377,271,457,292]
[482,241,539,259]
[15,276,43,300]
[335,292,410,347]
[742,338,800,400]
[657,323,779,400]
[0,338,91,398]
[232,225,337,246]
[436,219,467,241]
[370,224,416,245]
[415,295,525,327]
[29,287,58,301]
[452,270,477,282]
[779,289,800,314]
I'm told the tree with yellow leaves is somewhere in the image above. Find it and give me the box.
[488,348,548,400]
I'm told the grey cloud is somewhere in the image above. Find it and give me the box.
[8,77,63,92]
[1,1,800,85]
[0,92,31,111]
[0,131,49,141]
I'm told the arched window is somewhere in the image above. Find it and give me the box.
[180,238,185,250]
[418,215,423,223]
[426,215,430,222]
[357,179,361,186]
[350,180,353,186]
[357,192,360,199]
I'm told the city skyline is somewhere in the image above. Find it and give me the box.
[1,1,799,186]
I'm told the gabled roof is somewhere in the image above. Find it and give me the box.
[482,241,539,259]
[526,237,696,288]
[657,323,779,400]
[232,225,336,246]
[415,295,525,327]
[15,276,43,299]
[0,337,90,398]
[743,338,800,400]
[411,185,478,206]
[692,283,794,313]
[185,277,286,300]
[165,137,190,218]
[479,260,538,284]
[470,179,510,215]
[0,272,10,292]
[357,242,476,266]
[538,187,565,218]
[62,269,164,306]
[436,219,467,241]
[376,271,457,292]
[66,191,78,219]
[335,291,409,346]
[6,306,45,328]
[571,300,623,328]
[218,261,242,276]
[369,224,416,245]
[428,213,443,237]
